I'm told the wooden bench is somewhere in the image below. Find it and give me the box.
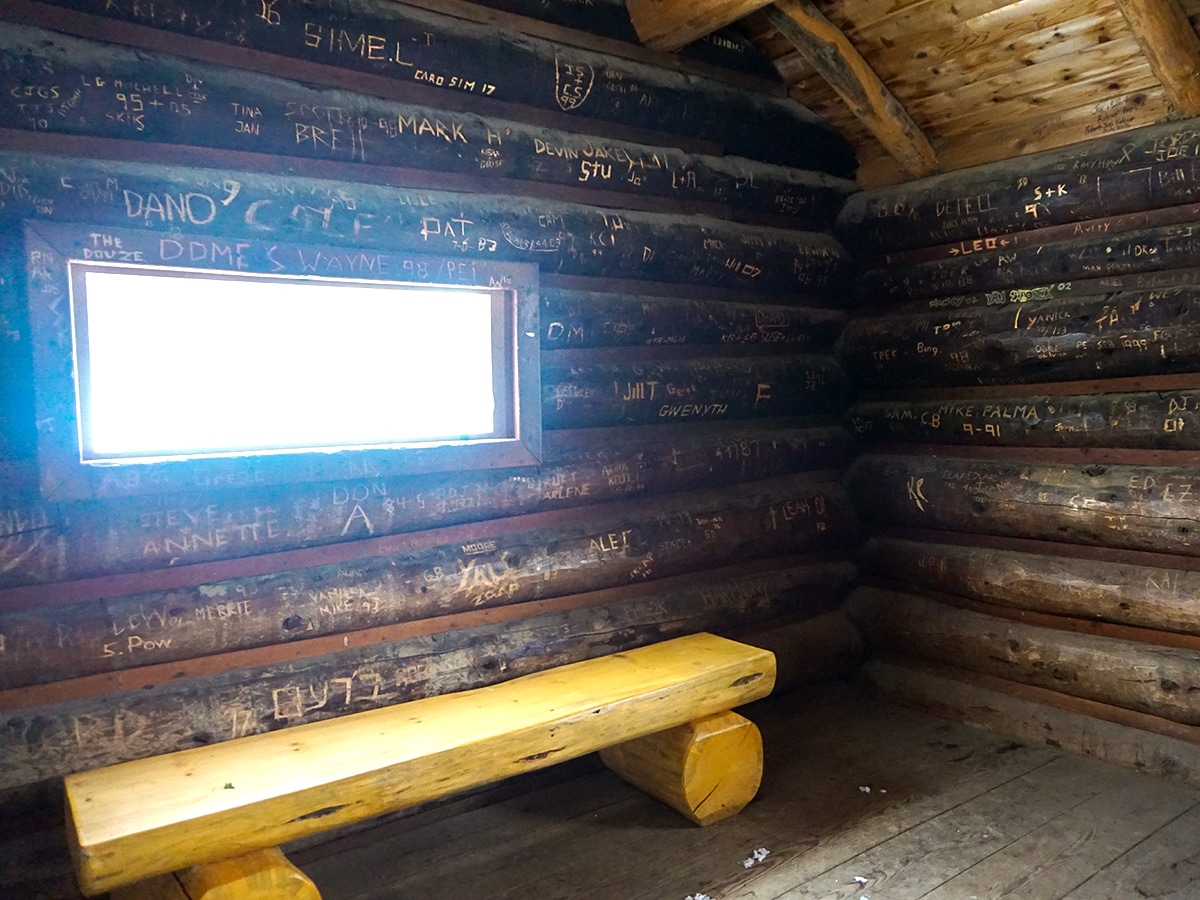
[65,633,776,899]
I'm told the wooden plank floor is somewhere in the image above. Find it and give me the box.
[10,682,1200,898]
[299,683,1200,900]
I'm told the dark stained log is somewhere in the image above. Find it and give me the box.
[847,453,1200,558]
[862,537,1200,636]
[884,204,1200,270]
[0,558,852,790]
[24,0,853,173]
[735,609,864,692]
[0,494,56,541]
[543,356,845,428]
[839,118,1200,254]
[541,289,845,350]
[0,152,850,298]
[402,2,782,85]
[858,221,1200,303]
[839,286,1200,389]
[0,555,853,712]
[848,390,1200,449]
[0,425,853,589]
[864,655,1200,786]
[847,586,1200,726]
[0,27,854,228]
[674,28,782,83]
[0,478,859,689]
[450,0,639,42]
[886,268,1200,316]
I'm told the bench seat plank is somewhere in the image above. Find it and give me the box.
[66,633,775,896]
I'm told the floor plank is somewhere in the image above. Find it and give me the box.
[921,772,1199,899]
[769,755,1124,900]
[1062,803,1200,899]
[295,682,1200,900]
[22,681,1200,899]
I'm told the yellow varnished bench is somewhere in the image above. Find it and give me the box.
[65,633,776,899]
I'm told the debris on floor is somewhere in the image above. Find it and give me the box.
[742,847,771,868]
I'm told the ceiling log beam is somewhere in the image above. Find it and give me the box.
[1114,0,1200,116]
[626,0,776,51]
[764,0,937,179]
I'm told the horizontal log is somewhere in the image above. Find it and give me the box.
[847,586,1200,725]
[885,205,1200,270]
[858,222,1200,303]
[543,356,845,428]
[405,0,781,88]
[848,453,1200,557]
[862,537,1200,636]
[864,655,1200,786]
[0,479,858,689]
[839,117,1200,254]
[447,0,639,43]
[0,425,852,589]
[887,267,1200,316]
[540,290,845,350]
[0,151,850,301]
[2,153,854,294]
[24,0,853,173]
[839,286,1200,388]
[848,390,1200,449]
[0,27,853,228]
[0,557,851,790]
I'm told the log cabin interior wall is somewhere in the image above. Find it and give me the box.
[9,0,1200,867]
[0,0,866,805]
[839,120,1200,782]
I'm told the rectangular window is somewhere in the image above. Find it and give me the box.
[72,266,513,463]
[25,223,541,499]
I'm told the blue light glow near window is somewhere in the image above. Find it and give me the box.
[77,269,497,462]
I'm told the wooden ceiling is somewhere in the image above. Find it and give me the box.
[627,0,1200,187]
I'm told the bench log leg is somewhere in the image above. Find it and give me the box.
[599,710,763,826]
[111,848,320,900]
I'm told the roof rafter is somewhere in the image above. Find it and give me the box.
[1114,0,1200,116]
[625,0,776,51]
[764,0,938,178]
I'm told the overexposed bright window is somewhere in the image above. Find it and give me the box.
[72,267,507,464]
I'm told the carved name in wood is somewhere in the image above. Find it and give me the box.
[859,221,1200,302]
[0,425,851,588]
[0,27,854,227]
[0,561,855,789]
[840,286,1200,388]
[0,479,858,689]
[849,390,1200,448]
[541,289,845,350]
[848,453,1200,557]
[544,356,845,428]
[840,118,1200,253]
[30,0,852,172]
